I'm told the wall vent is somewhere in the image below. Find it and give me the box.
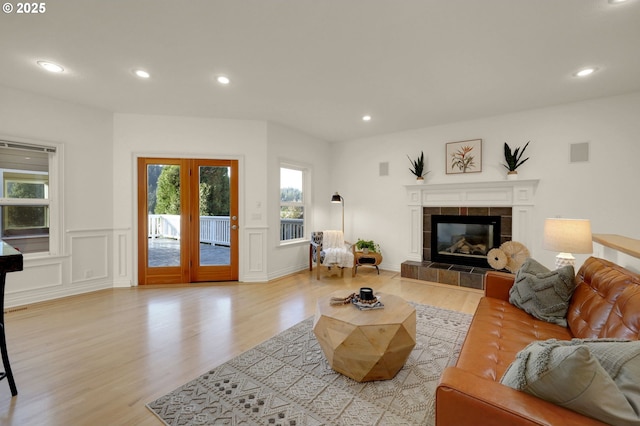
[570,142,589,163]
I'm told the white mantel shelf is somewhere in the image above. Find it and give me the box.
[405,179,539,207]
[405,179,540,191]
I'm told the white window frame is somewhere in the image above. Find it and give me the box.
[0,137,63,257]
[279,162,310,244]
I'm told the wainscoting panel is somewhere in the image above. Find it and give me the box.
[113,229,132,287]
[4,228,119,307]
[243,226,268,282]
[248,232,263,272]
[5,259,62,293]
[70,234,109,284]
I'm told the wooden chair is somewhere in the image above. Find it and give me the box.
[309,231,355,280]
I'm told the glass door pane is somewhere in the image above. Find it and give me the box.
[197,165,231,266]
[147,164,181,267]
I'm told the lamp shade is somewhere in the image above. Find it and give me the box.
[331,192,343,203]
[543,218,593,254]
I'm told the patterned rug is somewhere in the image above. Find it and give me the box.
[147,303,472,426]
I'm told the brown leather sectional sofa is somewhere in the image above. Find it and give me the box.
[436,256,640,425]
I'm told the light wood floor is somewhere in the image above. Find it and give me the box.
[0,268,482,425]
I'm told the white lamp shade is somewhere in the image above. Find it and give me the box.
[543,218,593,254]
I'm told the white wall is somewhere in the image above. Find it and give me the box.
[3,85,639,307]
[330,91,640,271]
[0,85,114,307]
[112,115,333,284]
[112,113,269,283]
[265,122,332,279]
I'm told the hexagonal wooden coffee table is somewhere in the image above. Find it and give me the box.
[313,291,416,382]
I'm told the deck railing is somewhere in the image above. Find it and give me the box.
[148,214,231,246]
[148,214,181,240]
[149,215,304,245]
[280,218,304,240]
[199,216,230,246]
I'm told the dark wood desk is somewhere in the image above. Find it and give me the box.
[0,240,22,396]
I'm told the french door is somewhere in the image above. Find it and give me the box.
[137,158,239,285]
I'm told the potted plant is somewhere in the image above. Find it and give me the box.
[408,151,429,183]
[355,239,380,254]
[502,141,530,179]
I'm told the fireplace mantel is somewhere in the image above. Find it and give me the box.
[405,179,539,207]
[405,179,539,261]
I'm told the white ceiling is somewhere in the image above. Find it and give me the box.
[1,0,639,142]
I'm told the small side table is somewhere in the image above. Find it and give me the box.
[354,251,382,275]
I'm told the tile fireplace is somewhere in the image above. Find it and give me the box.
[402,180,538,289]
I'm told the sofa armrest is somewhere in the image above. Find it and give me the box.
[484,271,516,300]
[436,367,607,426]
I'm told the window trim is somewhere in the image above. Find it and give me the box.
[279,162,310,244]
[0,136,63,257]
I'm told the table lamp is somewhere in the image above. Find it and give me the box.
[543,218,592,269]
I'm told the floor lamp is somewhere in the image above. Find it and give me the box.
[331,192,344,234]
[543,218,593,269]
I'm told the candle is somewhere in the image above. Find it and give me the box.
[359,287,374,300]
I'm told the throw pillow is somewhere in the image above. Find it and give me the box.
[501,339,640,425]
[509,258,576,326]
[581,339,640,417]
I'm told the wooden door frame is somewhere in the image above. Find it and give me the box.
[137,158,190,285]
[188,159,239,282]
[137,157,239,285]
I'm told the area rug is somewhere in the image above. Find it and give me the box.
[147,303,472,426]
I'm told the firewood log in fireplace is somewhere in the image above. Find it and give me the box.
[444,237,487,255]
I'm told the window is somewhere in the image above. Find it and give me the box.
[0,140,57,254]
[280,165,306,242]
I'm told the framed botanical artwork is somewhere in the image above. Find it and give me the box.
[446,139,482,174]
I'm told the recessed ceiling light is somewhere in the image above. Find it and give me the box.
[37,61,64,73]
[134,69,150,79]
[216,75,230,85]
[362,115,372,122]
[574,67,597,77]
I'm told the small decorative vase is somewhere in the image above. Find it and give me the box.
[363,248,369,254]
[416,177,425,184]
[507,171,518,180]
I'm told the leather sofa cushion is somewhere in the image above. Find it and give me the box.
[456,297,572,381]
[568,257,640,339]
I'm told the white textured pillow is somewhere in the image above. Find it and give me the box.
[501,339,640,426]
